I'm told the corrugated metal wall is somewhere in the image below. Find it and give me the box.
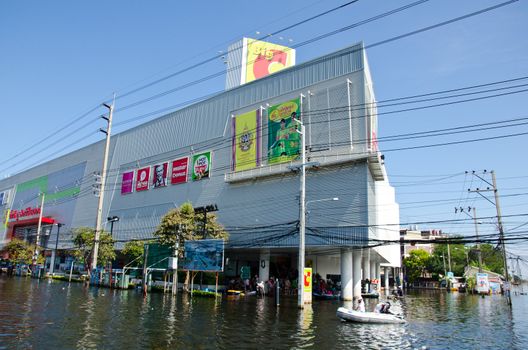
[1,42,377,250]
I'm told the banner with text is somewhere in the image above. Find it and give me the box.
[136,167,150,192]
[192,151,212,181]
[121,171,134,194]
[267,98,301,165]
[242,38,295,85]
[233,109,259,172]
[171,157,189,185]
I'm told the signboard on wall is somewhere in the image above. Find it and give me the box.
[476,273,489,294]
[233,109,259,172]
[192,151,212,181]
[241,38,295,85]
[171,157,189,185]
[267,98,301,164]
[180,239,225,272]
[303,267,313,304]
[152,163,168,188]
[136,167,150,192]
[121,171,134,194]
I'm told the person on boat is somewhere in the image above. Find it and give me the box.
[353,297,366,312]
[374,301,392,314]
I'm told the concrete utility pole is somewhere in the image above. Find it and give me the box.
[92,98,115,271]
[298,122,307,309]
[468,170,512,307]
[491,171,512,307]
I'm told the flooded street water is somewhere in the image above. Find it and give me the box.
[1,276,527,349]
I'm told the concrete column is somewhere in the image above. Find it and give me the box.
[340,249,353,301]
[49,250,56,275]
[352,250,362,298]
[370,259,376,282]
[362,250,371,280]
[384,266,390,295]
[259,249,270,283]
[375,263,380,283]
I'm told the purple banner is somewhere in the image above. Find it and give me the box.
[121,171,134,194]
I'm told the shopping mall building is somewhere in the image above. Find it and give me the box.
[0,39,400,299]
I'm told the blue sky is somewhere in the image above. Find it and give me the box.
[1,0,527,271]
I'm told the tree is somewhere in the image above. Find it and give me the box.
[122,240,145,267]
[476,243,504,275]
[71,227,116,272]
[153,202,228,291]
[431,242,467,277]
[403,249,431,283]
[2,238,34,264]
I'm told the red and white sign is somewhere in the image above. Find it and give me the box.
[135,167,150,192]
[171,157,188,185]
[9,206,41,222]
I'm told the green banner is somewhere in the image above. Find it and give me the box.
[267,98,301,164]
[192,151,212,181]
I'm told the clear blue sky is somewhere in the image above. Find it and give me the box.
[1,0,527,271]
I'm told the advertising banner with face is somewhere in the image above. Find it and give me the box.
[267,98,301,165]
[192,151,211,181]
[152,163,168,188]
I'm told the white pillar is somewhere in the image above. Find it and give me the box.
[375,263,380,283]
[352,250,362,298]
[340,249,353,301]
[49,250,56,275]
[259,249,270,283]
[370,259,376,282]
[362,250,371,280]
[384,266,390,295]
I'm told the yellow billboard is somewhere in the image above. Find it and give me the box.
[233,110,259,172]
[242,38,296,85]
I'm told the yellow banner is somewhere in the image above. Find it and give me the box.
[234,110,257,172]
[303,268,312,293]
[244,38,295,84]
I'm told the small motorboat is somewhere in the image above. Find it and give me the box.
[313,292,340,300]
[361,292,380,299]
[336,307,405,324]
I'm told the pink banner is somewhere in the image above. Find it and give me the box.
[136,167,150,192]
[171,157,188,185]
[121,171,134,194]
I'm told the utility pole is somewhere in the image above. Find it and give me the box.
[92,98,115,272]
[298,122,306,309]
[491,171,512,307]
[468,170,512,307]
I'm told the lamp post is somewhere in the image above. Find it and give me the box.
[49,223,63,275]
[107,216,119,287]
[107,216,120,237]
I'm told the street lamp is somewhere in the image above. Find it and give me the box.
[107,216,120,238]
[49,223,63,275]
[107,216,119,288]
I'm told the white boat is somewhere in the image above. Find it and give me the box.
[336,307,406,324]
